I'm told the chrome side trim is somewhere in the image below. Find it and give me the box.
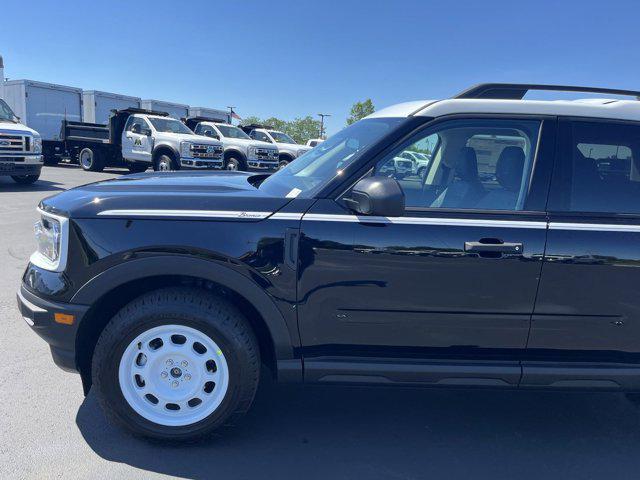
[269,212,304,221]
[302,213,547,229]
[549,222,640,232]
[97,209,272,219]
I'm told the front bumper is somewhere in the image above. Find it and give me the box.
[180,157,224,169]
[0,154,43,176]
[16,285,88,372]
[247,160,279,170]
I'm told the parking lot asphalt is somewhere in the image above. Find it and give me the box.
[4,166,640,479]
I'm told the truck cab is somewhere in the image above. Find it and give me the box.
[185,118,279,171]
[121,112,224,171]
[0,98,43,184]
[240,124,312,169]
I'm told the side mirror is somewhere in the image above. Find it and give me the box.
[343,176,405,217]
[131,124,141,134]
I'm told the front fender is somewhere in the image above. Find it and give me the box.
[71,255,296,361]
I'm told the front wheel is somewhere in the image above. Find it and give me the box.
[92,287,260,441]
[154,154,179,172]
[225,156,245,171]
[11,173,40,184]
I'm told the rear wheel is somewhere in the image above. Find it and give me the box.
[155,154,179,172]
[11,173,40,184]
[79,147,104,172]
[92,287,260,441]
[278,155,292,170]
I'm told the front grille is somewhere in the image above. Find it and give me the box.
[0,133,27,153]
[255,148,279,160]
[191,144,224,159]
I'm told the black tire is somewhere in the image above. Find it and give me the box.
[225,155,246,171]
[154,153,179,172]
[127,162,148,174]
[79,147,104,172]
[11,173,40,184]
[278,155,292,170]
[92,287,260,442]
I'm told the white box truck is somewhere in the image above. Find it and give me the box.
[188,106,230,124]
[2,79,82,141]
[141,100,189,121]
[83,90,141,124]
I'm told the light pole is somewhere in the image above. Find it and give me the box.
[317,113,331,139]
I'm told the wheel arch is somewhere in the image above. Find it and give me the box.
[152,144,179,162]
[224,148,246,163]
[72,256,299,394]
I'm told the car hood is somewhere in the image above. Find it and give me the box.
[0,120,39,136]
[40,171,293,219]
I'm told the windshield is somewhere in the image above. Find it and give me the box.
[259,118,403,198]
[269,131,297,144]
[0,100,17,122]
[217,124,251,139]
[148,117,193,134]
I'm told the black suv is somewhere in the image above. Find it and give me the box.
[17,84,640,441]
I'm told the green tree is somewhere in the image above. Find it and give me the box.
[241,115,262,125]
[285,116,322,144]
[346,99,375,125]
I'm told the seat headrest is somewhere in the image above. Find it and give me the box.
[496,146,525,192]
[456,147,479,182]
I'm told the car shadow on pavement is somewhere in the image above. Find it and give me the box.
[76,377,640,480]
[0,177,65,192]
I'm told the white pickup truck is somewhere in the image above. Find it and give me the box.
[43,109,224,172]
[0,98,43,184]
[185,119,280,171]
[239,124,312,169]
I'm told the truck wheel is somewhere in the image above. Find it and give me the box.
[278,154,293,170]
[127,163,148,174]
[79,147,104,172]
[92,287,260,442]
[155,154,179,172]
[225,156,245,171]
[11,174,40,185]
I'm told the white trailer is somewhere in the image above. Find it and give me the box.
[141,100,189,121]
[83,90,141,125]
[188,106,230,124]
[2,79,83,140]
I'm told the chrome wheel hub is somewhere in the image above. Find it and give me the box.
[118,324,229,427]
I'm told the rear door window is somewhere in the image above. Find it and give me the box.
[550,121,640,214]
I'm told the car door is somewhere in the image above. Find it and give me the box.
[524,118,640,389]
[298,116,555,386]
[122,116,153,162]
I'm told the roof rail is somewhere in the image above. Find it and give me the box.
[454,83,640,101]
[110,107,170,117]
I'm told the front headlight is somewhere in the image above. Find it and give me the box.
[31,209,69,272]
[180,141,193,158]
[32,135,42,154]
[297,149,307,157]
[248,146,256,158]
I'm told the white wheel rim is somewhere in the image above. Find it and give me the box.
[159,160,171,171]
[80,151,92,169]
[118,324,230,427]
[226,161,237,170]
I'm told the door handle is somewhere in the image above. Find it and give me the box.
[464,239,523,255]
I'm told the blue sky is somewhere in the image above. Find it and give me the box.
[2,0,639,135]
